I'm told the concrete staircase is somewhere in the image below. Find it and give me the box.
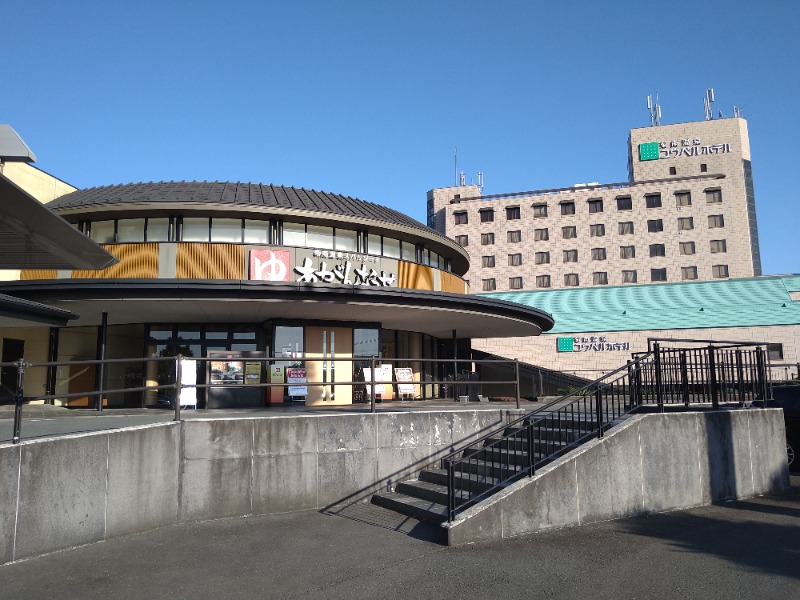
[372,412,599,524]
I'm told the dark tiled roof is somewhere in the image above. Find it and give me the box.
[48,181,428,231]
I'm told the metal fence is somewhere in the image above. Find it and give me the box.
[1,354,526,444]
[439,339,773,521]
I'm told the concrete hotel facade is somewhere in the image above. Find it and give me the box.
[428,118,761,292]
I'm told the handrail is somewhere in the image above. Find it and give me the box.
[439,340,773,521]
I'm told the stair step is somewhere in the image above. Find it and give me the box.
[371,492,449,524]
[420,468,499,493]
[395,480,450,505]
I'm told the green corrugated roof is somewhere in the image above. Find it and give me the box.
[481,275,800,334]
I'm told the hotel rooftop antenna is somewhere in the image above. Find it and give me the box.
[454,146,458,186]
[647,94,661,127]
[704,88,715,120]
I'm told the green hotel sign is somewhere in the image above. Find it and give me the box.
[556,337,574,352]
[638,142,660,161]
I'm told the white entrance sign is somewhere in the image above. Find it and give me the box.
[179,359,197,408]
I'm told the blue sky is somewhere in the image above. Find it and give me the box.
[4,1,799,275]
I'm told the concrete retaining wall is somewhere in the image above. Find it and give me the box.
[445,410,790,545]
[0,409,512,564]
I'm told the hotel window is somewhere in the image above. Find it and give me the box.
[616,195,632,211]
[710,239,727,253]
[455,235,469,247]
[620,245,635,259]
[401,241,415,262]
[768,343,784,360]
[562,226,577,239]
[454,211,468,225]
[588,198,603,213]
[561,201,575,215]
[589,224,605,237]
[482,256,495,268]
[508,253,522,266]
[535,275,551,288]
[509,277,524,290]
[534,228,549,241]
[506,206,521,220]
[645,193,662,208]
[669,166,677,175]
[680,241,696,255]
[593,272,608,285]
[649,243,666,257]
[618,221,634,235]
[535,251,550,265]
[647,219,664,233]
[564,273,579,287]
[532,203,548,218]
[622,270,638,283]
[480,208,494,223]
[708,214,725,228]
[182,217,210,242]
[675,191,692,207]
[677,217,694,231]
[681,266,698,280]
[507,230,522,243]
[117,218,146,243]
[481,232,495,245]
[482,279,496,291]
[713,264,730,279]
[591,247,607,261]
[705,188,723,204]
[651,268,667,282]
[700,163,708,173]
[563,249,578,263]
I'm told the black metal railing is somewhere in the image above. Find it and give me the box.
[439,340,773,521]
[1,354,525,444]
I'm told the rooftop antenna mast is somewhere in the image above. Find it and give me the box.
[454,146,458,186]
[704,88,715,120]
[647,93,661,127]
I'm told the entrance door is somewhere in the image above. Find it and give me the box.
[1,338,25,404]
[305,326,353,406]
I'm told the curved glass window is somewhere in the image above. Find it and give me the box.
[147,218,171,242]
[383,238,401,259]
[283,222,306,246]
[401,241,415,262]
[211,218,242,243]
[182,218,210,242]
[117,219,145,242]
[244,219,269,244]
[91,221,115,243]
[336,229,357,251]
[306,225,334,249]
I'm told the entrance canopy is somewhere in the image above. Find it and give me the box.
[0,280,555,339]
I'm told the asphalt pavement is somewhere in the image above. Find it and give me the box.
[2,474,798,600]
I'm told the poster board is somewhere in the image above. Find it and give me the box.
[363,364,393,399]
[394,368,415,396]
[287,367,308,397]
[179,359,197,408]
[268,365,285,404]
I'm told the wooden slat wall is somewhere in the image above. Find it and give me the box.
[176,243,245,279]
[72,244,158,279]
[440,271,467,294]
[20,269,58,280]
[397,262,434,291]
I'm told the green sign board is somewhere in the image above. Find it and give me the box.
[638,142,660,161]
[556,337,574,352]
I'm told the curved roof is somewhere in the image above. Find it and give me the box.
[48,181,471,274]
[1,279,555,339]
[483,275,800,334]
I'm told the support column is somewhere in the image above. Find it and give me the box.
[95,312,108,411]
